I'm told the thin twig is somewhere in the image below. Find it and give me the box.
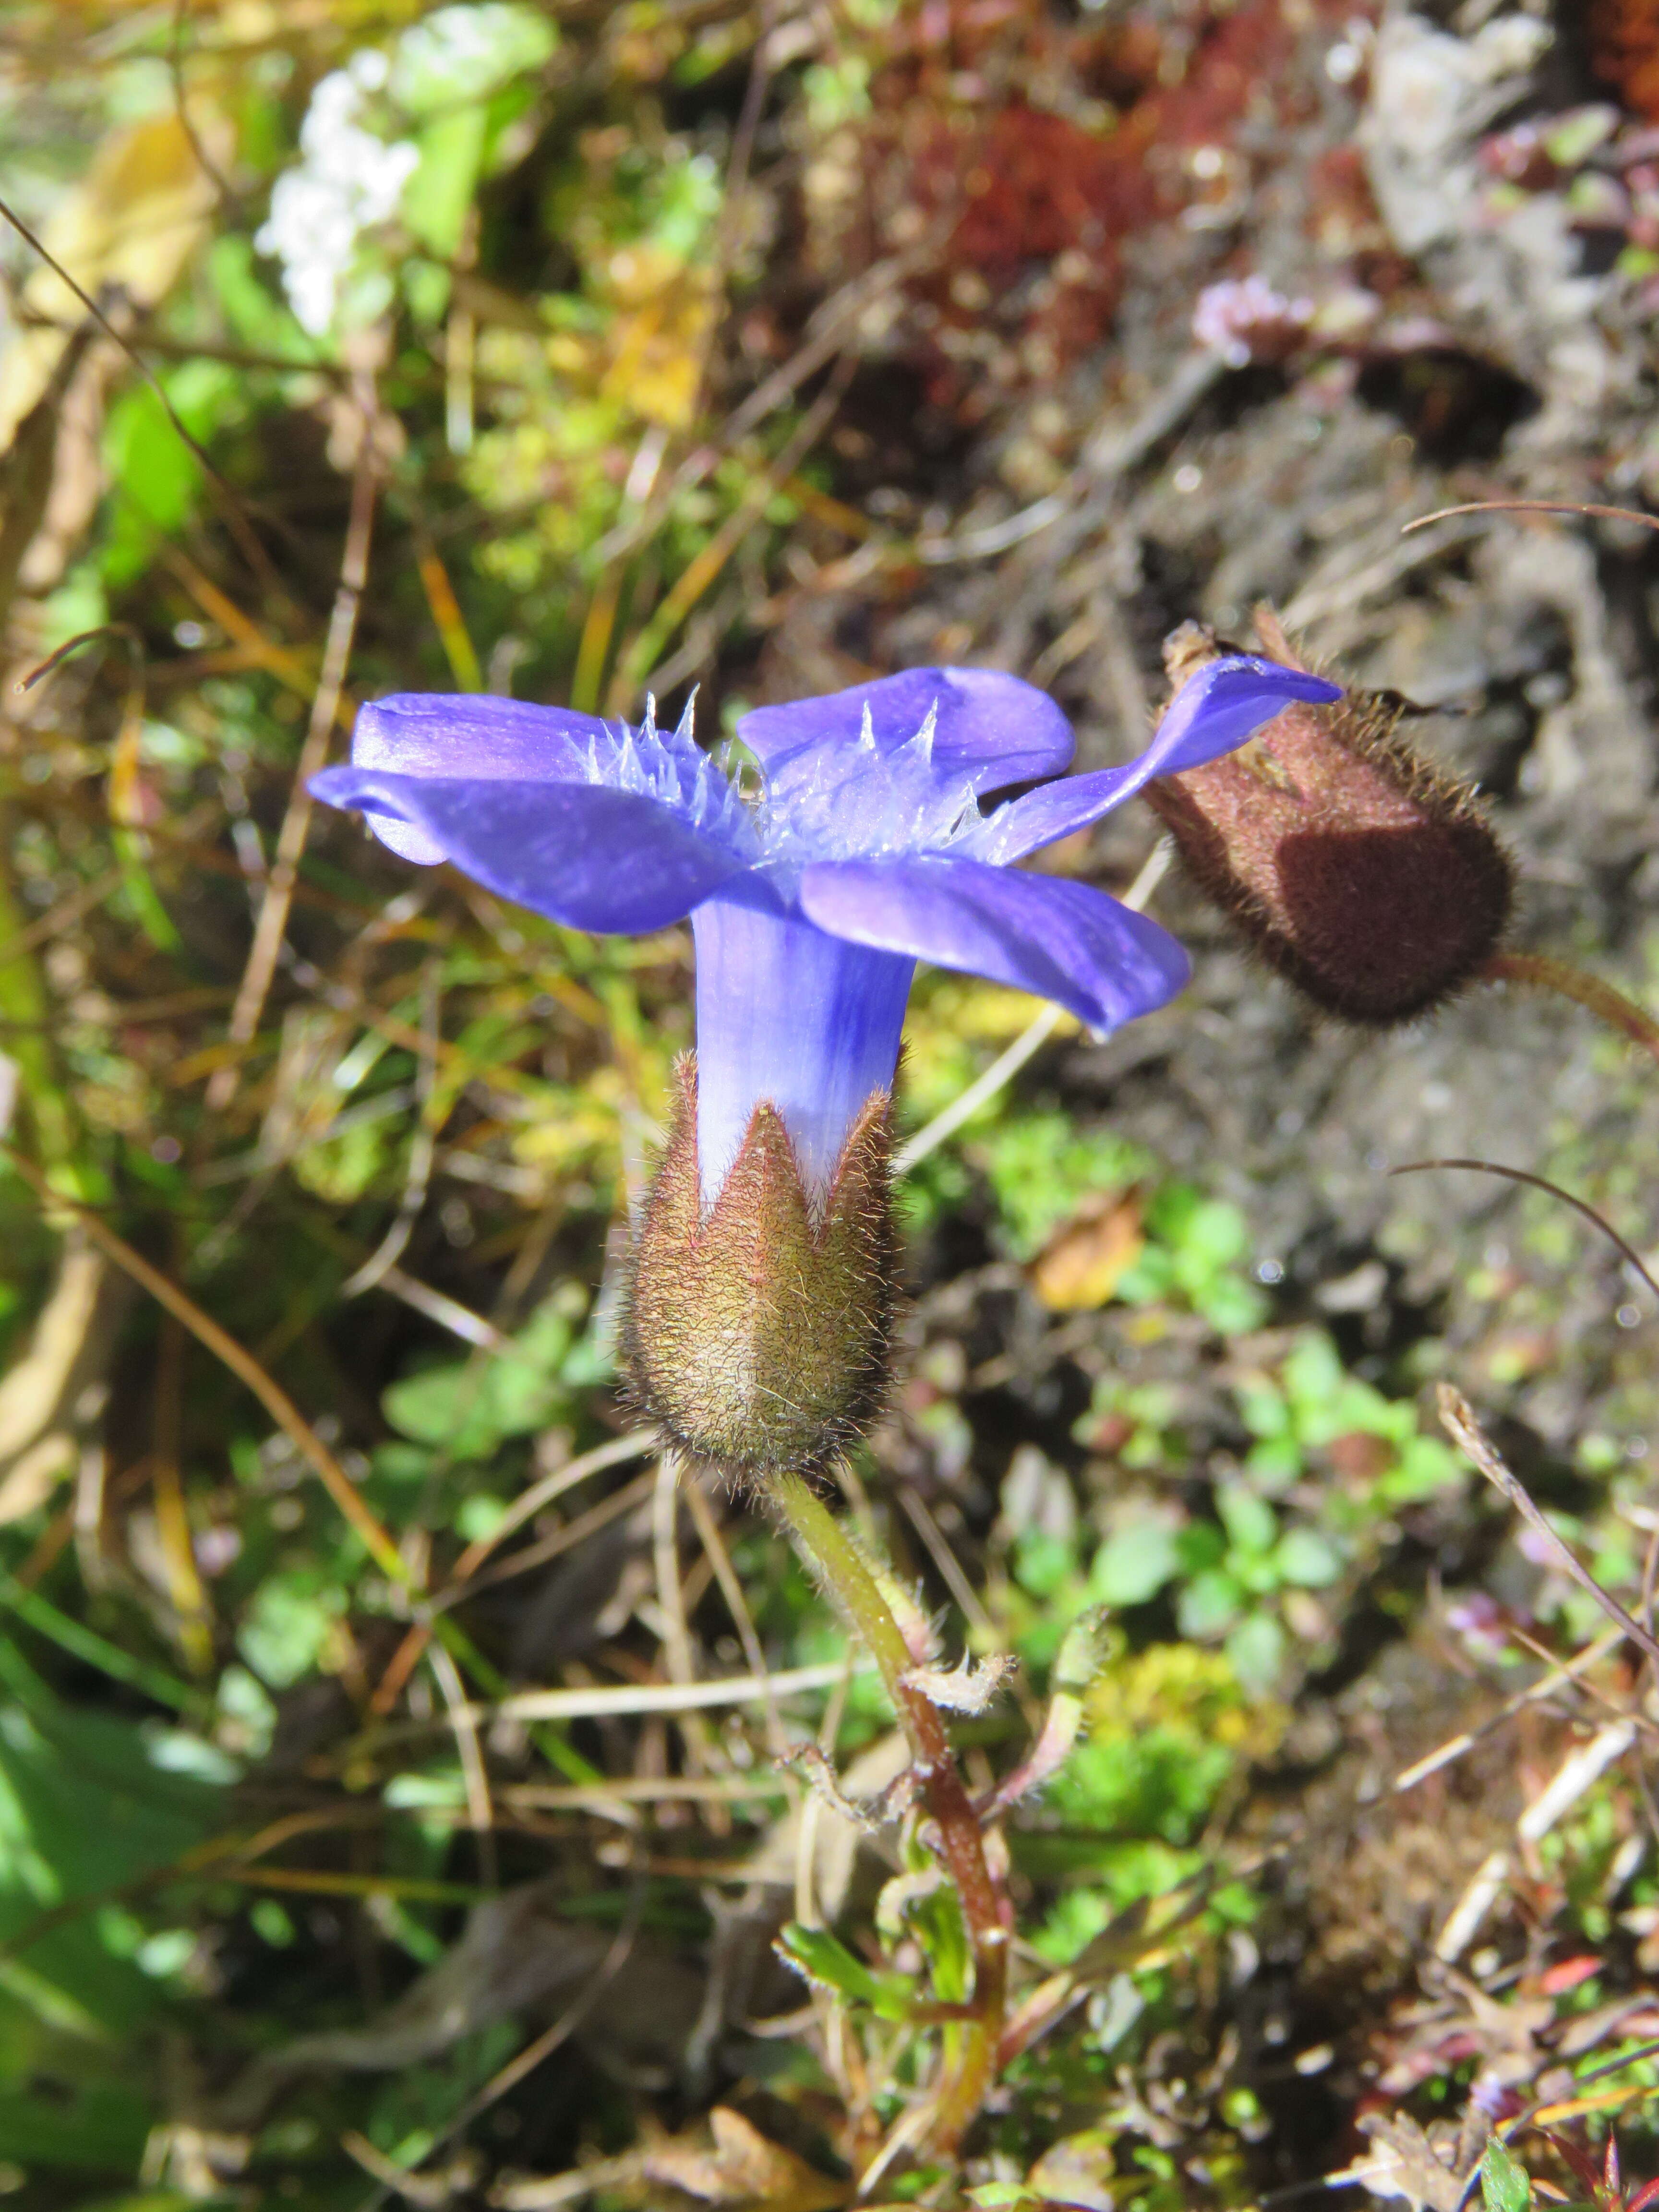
[428,1639,497,1890]
[0,189,281,592]
[1428,1706,1646,1963]
[1482,950,1659,1074]
[446,1467,658,1603]
[653,1451,712,1771]
[1394,1160,1659,1301]
[895,1004,1067,1175]
[356,1881,649,2212]
[503,1773,791,1810]
[345,959,443,1295]
[683,1474,786,1757]
[606,354,856,711]
[369,1434,659,1713]
[168,0,236,207]
[491,2154,649,2210]
[158,543,319,700]
[1505,1620,1647,1729]
[341,2131,457,2209]
[151,1315,211,1673]
[0,1144,409,1588]
[793,1649,854,1933]
[454,1431,661,1591]
[1392,1626,1625,1793]
[695,0,780,432]
[1438,1385,1659,1670]
[210,398,381,1108]
[0,866,125,977]
[1517,1718,1638,1843]
[378,1267,505,1351]
[493,1658,877,1726]
[1402,498,1659,538]
[898,1488,994,1640]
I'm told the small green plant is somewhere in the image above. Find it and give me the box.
[380,1282,609,1464]
[1483,2125,1659,2212]
[1066,1327,1467,1687]
[1236,1328,1461,1502]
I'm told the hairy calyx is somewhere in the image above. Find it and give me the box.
[623,1061,899,1485]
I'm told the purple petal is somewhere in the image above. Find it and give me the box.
[799,855,1191,1032]
[968,656,1342,866]
[692,896,914,1205]
[352,692,607,779]
[311,767,746,932]
[345,693,613,865]
[739,666,1074,797]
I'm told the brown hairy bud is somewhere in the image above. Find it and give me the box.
[1145,610,1514,1025]
[622,1060,899,1485]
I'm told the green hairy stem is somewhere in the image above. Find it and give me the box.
[768,1471,1009,2158]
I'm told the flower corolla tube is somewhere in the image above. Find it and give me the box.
[312,656,1337,1481]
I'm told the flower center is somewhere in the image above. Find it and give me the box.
[590,697,760,861]
[607,694,987,882]
[754,702,982,865]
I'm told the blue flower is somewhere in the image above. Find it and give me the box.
[312,657,1337,1206]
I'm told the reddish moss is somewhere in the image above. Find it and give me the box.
[1590,0,1659,121]
[811,0,1344,409]
[1145,613,1514,1026]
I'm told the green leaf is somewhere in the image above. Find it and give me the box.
[1280,1331,1346,1415]
[1224,1611,1288,1695]
[0,2085,152,2172]
[382,1293,579,1455]
[1089,1517,1179,1607]
[70,2197,229,2212]
[207,235,311,357]
[391,2,557,112]
[1481,2136,1532,2212]
[1014,1528,1081,1601]
[1173,1521,1226,1576]
[0,1645,220,2048]
[1052,1605,1112,1693]
[72,2197,224,2212]
[978,1112,1151,1260]
[0,1578,200,1715]
[1543,106,1616,166]
[1177,1568,1245,1640]
[1246,1436,1304,1485]
[1216,1482,1277,1558]
[1382,1434,1463,1503]
[101,363,241,585]
[236,1570,344,1689]
[1175,1197,1250,1271]
[1275,1527,1343,1588]
[1194,1274,1269,1333]
[911,1876,972,2006]
[404,108,488,262]
[774,1923,917,2020]
[1237,1382,1291,1440]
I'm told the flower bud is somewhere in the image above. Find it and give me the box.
[1145,613,1513,1025]
[623,1060,899,1485]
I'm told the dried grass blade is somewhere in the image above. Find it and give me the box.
[1438,1385,1659,1670]
[210,410,381,1109]
[1393,1158,1659,1300]
[0,1143,409,1587]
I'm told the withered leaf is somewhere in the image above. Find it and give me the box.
[1029,1190,1144,1312]
[643,2105,852,2210]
